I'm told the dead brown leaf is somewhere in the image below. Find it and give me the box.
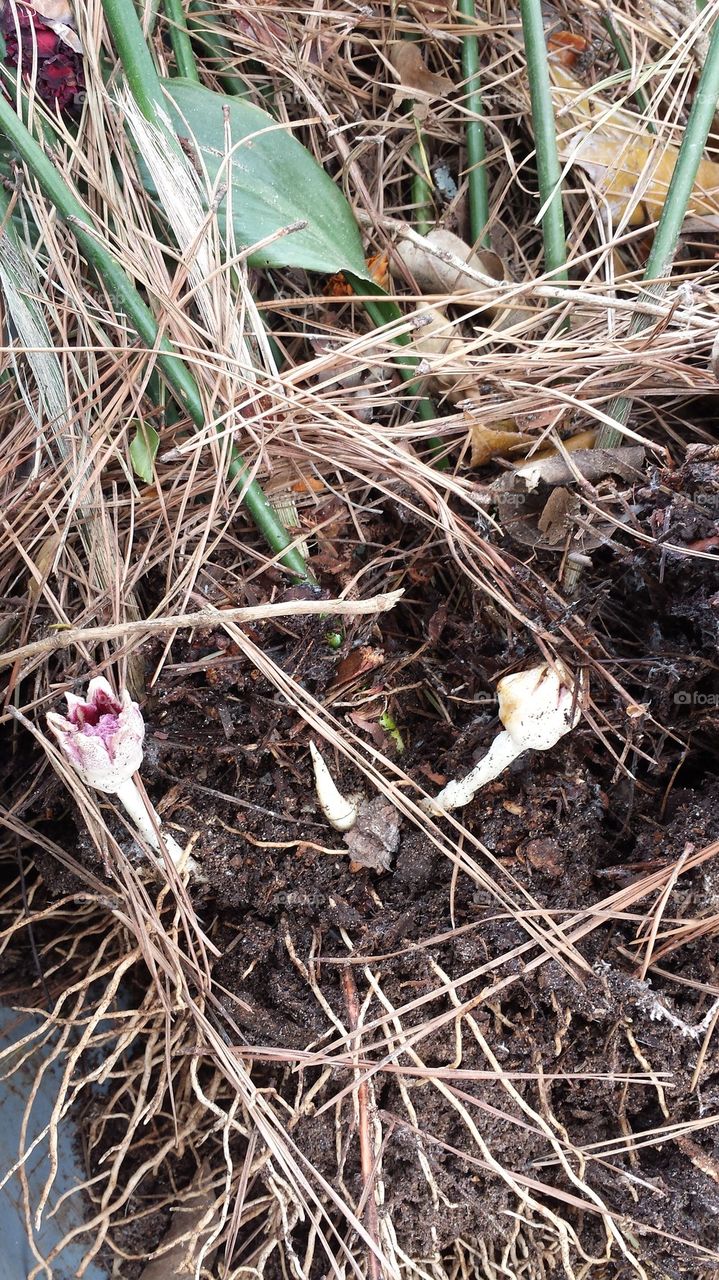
[389,43,453,114]
[344,797,401,871]
[395,227,504,296]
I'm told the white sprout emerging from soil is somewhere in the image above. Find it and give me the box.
[425,661,584,815]
[47,676,193,872]
[309,740,359,832]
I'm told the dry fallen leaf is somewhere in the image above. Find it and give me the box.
[536,486,580,545]
[394,227,504,295]
[389,42,453,115]
[467,417,533,468]
[551,61,719,226]
[412,304,477,401]
[491,446,645,549]
[26,0,73,22]
[344,797,401,871]
[408,305,533,464]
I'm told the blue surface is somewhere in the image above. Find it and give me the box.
[0,1006,107,1279]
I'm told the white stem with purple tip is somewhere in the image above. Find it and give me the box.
[47,675,197,876]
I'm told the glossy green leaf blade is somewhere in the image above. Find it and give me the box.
[153,78,368,276]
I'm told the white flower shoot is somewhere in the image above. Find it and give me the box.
[425,661,584,816]
[309,741,358,833]
[47,676,193,872]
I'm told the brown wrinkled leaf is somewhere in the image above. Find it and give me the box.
[348,711,389,751]
[389,43,453,112]
[491,446,645,550]
[344,797,401,871]
[235,12,286,49]
[332,646,385,689]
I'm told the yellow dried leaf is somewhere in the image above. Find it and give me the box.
[552,62,719,225]
[470,421,532,468]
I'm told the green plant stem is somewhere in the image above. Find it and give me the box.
[596,12,719,449]
[457,0,490,247]
[99,0,311,576]
[519,0,568,286]
[103,0,168,122]
[0,95,310,578]
[164,0,199,81]
[400,25,434,234]
[186,2,252,97]
[410,134,433,236]
[600,7,655,132]
[346,275,449,466]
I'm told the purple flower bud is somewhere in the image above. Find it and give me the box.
[47,676,145,793]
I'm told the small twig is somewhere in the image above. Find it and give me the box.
[0,591,404,670]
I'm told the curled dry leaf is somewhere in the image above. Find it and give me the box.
[394,227,504,296]
[409,305,532,464]
[469,420,533,468]
[389,42,453,116]
[24,0,73,20]
[412,304,478,402]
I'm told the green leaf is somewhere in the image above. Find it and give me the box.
[129,422,159,483]
[150,78,369,277]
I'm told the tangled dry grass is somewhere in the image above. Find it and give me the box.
[2,0,719,1276]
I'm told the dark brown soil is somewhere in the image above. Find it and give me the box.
[4,453,719,1278]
